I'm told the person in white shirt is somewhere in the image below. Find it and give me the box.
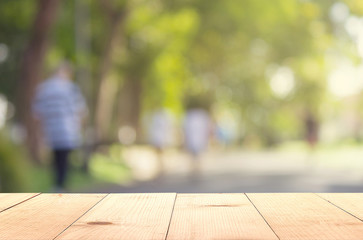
[149,108,173,175]
[183,108,212,174]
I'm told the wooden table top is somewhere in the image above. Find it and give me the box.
[1,193,363,239]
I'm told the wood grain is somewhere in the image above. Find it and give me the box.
[56,193,176,240]
[247,193,363,240]
[0,193,105,240]
[167,193,278,240]
[318,193,363,221]
[0,193,40,213]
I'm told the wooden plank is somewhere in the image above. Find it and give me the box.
[56,193,176,240]
[247,193,363,240]
[318,193,363,221]
[166,193,278,240]
[0,193,105,240]
[0,193,40,213]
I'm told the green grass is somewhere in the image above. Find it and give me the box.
[28,166,53,192]
[89,156,132,185]
[28,162,132,192]
[27,145,133,192]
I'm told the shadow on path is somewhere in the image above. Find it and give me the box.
[78,171,363,193]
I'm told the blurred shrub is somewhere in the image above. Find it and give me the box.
[0,131,30,192]
[89,144,132,185]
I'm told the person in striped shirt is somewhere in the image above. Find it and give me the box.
[33,62,87,191]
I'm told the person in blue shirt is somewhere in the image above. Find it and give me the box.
[33,62,87,190]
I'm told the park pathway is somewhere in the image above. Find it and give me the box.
[80,147,363,193]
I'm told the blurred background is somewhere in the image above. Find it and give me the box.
[1,0,363,193]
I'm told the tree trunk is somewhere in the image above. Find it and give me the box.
[75,0,91,101]
[118,77,143,141]
[17,0,61,163]
[94,8,126,141]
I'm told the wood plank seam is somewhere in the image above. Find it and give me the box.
[248,193,363,239]
[244,193,281,240]
[315,193,363,223]
[0,193,42,214]
[167,193,279,239]
[164,192,177,240]
[55,193,176,240]
[53,194,110,240]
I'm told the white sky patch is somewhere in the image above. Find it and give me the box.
[344,16,363,58]
[328,60,363,98]
[345,16,363,38]
[357,38,363,58]
[269,66,295,98]
[330,2,350,23]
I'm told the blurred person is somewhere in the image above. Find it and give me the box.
[33,62,87,191]
[304,111,319,152]
[148,108,173,176]
[183,106,212,175]
[215,123,234,148]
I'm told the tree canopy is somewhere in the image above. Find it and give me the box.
[1,0,363,151]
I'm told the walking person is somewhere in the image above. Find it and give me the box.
[148,108,173,176]
[183,104,212,176]
[304,110,319,151]
[33,62,87,191]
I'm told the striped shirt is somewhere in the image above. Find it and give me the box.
[33,76,86,150]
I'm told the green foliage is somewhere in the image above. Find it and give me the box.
[45,0,76,70]
[0,132,30,192]
[2,0,362,147]
[121,3,200,115]
[0,0,35,101]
